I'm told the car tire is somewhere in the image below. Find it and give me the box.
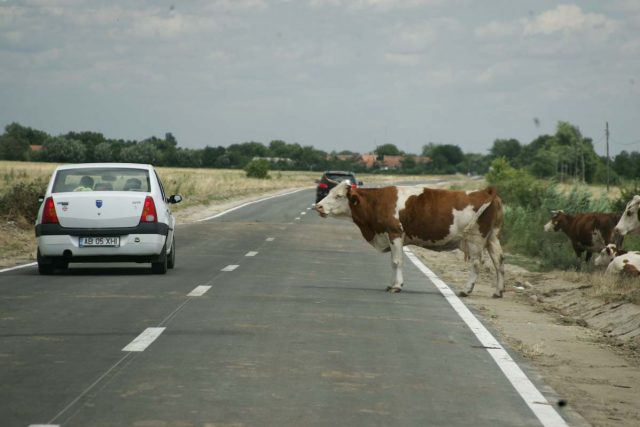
[167,236,176,269]
[37,249,54,275]
[151,240,168,274]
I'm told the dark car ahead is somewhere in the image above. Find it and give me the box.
[315,171,363,203]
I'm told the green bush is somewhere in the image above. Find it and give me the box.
[487,158,623,270]
[244,159,270,179]
[0,181,47,225]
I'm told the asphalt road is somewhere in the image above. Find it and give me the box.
[1,188,571,427]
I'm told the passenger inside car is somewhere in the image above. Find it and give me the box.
[123,177,142,191]
[73,175,94,191]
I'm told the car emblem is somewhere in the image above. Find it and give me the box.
[96,200,103,208]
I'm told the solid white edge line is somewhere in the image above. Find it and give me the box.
[404,248,569,427]
[221,264,239,272]
[245,251,258,257]
[197,188,307,221]
[187,285,212,297]
[0,262,37,274]
[122,327,166,352]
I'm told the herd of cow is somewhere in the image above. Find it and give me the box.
[315,182,640,298]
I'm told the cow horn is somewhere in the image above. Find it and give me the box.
[325,177,340,185]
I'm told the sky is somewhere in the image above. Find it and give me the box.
[1,0,639,156]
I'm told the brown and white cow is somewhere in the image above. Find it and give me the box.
[543,210,622,263]
[315,181,505,297]
[594,243,640,276]
[614,195,640,237]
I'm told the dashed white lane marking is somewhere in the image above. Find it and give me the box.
[122,327,166,352]
[197,188,308,221]
[307,207,311,210]
[295,217,301,220]
[266,237,275,242]
[245,251,258,257]
[187,285,212,297]
[0,262,37,273]
[301,212,307,215]
[221,264,239,272]
[404,248,569,427]
[29,424,59,427]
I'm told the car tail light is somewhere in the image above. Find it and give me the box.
[318,183,328,189]
[351,184,357,189]
[42,197,59,224]
[140,196,158,223]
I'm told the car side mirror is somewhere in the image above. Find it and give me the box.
[38,196,45,203]
[167,195,183,204]
[358,181,363,186]
[314,179,320,184]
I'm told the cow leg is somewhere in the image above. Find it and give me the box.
[585,250,593,262]
[486,235,505,298]
[459,258,480,297]
[386,237,404,293]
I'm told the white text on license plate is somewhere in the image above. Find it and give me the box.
[79,236,120,247]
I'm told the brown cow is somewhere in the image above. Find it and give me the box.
[315,181,505,297]
[543,210,622,262]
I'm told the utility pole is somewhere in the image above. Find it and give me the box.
[606,121,610,191]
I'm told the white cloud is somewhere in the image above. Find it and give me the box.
[523,4,618,36]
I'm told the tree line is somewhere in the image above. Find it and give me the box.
[0,121,638,183]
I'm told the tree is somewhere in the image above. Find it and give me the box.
[41,137,87,163]
[422,144,465,173]
[374,143,402,159]
[120,142,161,164]
[0,134,31,160]
[94,142,116,162]
[202,146,226,168]
[489,139,521,164]
[244,159,270,178]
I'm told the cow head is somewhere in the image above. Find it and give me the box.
[594,243,618,266]
[614,195,640,236]
[543,210,566,232]
[315,181,353,219]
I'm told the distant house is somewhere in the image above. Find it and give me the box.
[381,155,403,169]
[253,156,294,165]
[357,153,431,170]
[358,153,377,168]
[30,145,43,152]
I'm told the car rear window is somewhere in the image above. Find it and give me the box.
[325,173,356,183]
[52,168,151,193]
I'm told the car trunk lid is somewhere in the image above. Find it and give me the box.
[53,192,148,228]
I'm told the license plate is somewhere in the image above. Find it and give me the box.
[79,236,120,247]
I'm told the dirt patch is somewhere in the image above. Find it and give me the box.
[412,247,640,427]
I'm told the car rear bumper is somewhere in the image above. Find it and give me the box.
[35,222,169,237]
[37,232,167,258]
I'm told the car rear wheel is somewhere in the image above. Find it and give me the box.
[37,249,54,275]
[167,236,176,269]
[151,241,168,274]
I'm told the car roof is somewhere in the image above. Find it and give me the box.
[55,163,154,171]
[324,170,356,175]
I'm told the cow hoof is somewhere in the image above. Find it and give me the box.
[390,287,402,293]
[492,292,503,299]
[458,291,469,297]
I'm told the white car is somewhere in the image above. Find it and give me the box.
[35,163,182,275]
